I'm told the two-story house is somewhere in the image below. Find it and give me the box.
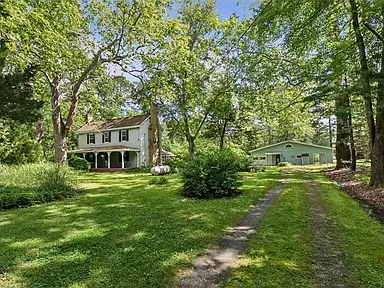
[68,114,150,170]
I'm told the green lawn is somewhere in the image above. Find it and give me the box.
[222,172,315,288]
[223,170,384,288]
[312,173,384,287]
[0,170,280,288]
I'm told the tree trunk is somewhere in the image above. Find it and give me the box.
[335,92,351,169]
[148,102,160,166]
[328,115,333,147]
[370,22,384,187]
[188,135,195,157]
[348,96,357,171]
[349,0,375,153]
[219,118,228,150]
[50,75,67,164]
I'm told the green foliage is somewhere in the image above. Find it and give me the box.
[180,149,243,199]
[68,156,89,171]
[124,167,150,174]
[163,158,183,174]
[278,162,292,167]
[148,176,168,185]
[0,163,77,210]
[0,119,43,165]
[0,64,42,123]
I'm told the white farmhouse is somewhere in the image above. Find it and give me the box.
[68,114,150,171]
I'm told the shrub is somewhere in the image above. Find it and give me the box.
[163,158,183,174]
[250,165,266,172]
[124,167,150,173]
[148,176,168,185]
[278,162,292,167]
[68,156,89,170]
[180,149,243,199]
[0,163,77,210]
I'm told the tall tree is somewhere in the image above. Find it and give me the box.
[348,0,384,186]
[2,0,169,163]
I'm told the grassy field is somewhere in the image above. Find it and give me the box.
[0,170,280,288]
[224,170,384,288]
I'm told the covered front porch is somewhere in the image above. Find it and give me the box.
[68,146,140,170]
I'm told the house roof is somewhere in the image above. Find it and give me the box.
[77,114,150,134]
[249,140,333,153]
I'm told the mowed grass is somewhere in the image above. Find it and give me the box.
[223,172,315,288]
[0,170,280,288]
[312,173,384,288]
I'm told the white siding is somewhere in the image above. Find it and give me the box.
[78,128,141,149]
[76,117,150,167]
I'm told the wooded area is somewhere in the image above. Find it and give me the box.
[1,0,384,187]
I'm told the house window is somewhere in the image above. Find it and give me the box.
[87,133,95,144]
[301,153,309,157]
[102,132,111,143]
[284,144,293,148]
[254,156,266,160]
[297,155,302,158]
[120,130,129,142]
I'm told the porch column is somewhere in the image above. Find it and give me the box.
[121,151,125,169]
[136,151,140,168]
[107,152,111,169]
[82,153,86,158]
[94,152,98,168]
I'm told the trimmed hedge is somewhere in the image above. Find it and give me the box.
[180,149,243,199]
[0,163,77,210]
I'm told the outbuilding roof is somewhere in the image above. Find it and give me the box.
[249,140,333,153]
[77,114,149,134]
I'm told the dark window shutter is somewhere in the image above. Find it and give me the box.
[87,134,89,144]
[109,132,111,142]
[126,130,129,141]
[119,131,121,142]
[102,133,104,143]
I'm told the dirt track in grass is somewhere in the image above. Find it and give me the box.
[176,181,287,288]
[307,179,349,288]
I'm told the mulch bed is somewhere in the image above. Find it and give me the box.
[324,168,384,224]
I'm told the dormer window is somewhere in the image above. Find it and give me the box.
[87,133,95,144]
[119,130,129,142]
[284,144,293,148]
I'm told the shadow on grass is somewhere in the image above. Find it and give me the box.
[0,171,281,287]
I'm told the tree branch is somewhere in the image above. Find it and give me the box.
[362,19,384,42]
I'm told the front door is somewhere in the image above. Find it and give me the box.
[302,156,310,165]
[276,154,281,165]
